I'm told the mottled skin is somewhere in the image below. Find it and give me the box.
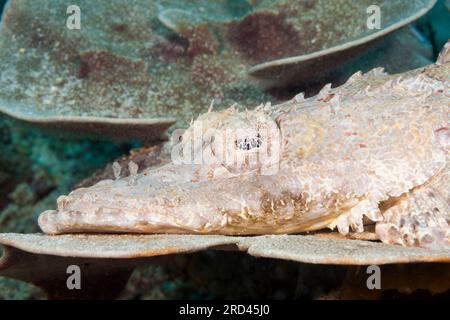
[39,42,450,249]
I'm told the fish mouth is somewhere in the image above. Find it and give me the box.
[37,200,343,236]
[38,209,340,235]
[37,164,354,236]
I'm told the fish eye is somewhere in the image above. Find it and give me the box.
[235,133,262,150]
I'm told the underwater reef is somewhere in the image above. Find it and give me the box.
[0,0,449,300]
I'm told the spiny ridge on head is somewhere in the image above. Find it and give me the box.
[346,67,387,84]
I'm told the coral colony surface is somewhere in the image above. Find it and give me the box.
[0,0,449,300]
